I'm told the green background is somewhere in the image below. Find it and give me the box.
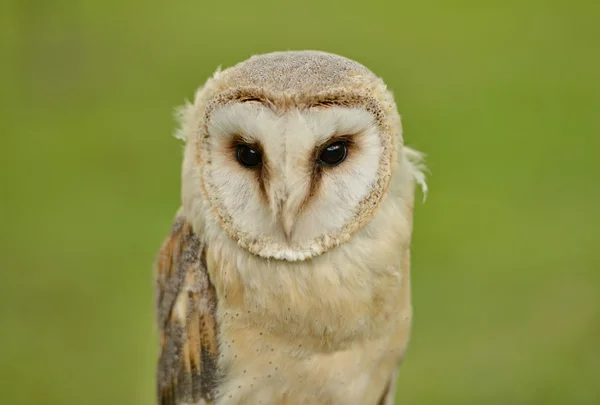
[1,0,598,404]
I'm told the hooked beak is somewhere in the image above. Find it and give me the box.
[281,204,297,241]
[270,187,305,242]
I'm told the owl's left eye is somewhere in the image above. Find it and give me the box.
[318,141,348,167]
[236,144,262,168]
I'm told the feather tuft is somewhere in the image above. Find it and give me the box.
[404,147,429,202]
[173,100,193,142]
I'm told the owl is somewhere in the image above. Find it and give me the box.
[154,50,427,405]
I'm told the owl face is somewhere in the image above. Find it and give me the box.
[203,101,390,259]
[180,51,412,261]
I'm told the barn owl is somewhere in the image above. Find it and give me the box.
[154,50,427,405]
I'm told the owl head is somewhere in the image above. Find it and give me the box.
[177,50,426,261]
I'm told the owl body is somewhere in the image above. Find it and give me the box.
[155,51,426,405]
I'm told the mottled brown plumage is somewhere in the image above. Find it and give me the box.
[155,213,219,404]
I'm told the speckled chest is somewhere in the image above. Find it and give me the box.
[213,320,404,405]
[204,242,412,405]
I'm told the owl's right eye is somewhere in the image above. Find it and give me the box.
[236,144,262,168]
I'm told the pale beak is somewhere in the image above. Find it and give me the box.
[267,159,310,242]
[281,205,297,241]
[272,191,303,242]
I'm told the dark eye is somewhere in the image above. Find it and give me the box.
[318,141,348,166]
[236,144,262,168]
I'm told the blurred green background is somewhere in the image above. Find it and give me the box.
[1,0,599,404]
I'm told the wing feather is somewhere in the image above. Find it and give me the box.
[155,211,219,404]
